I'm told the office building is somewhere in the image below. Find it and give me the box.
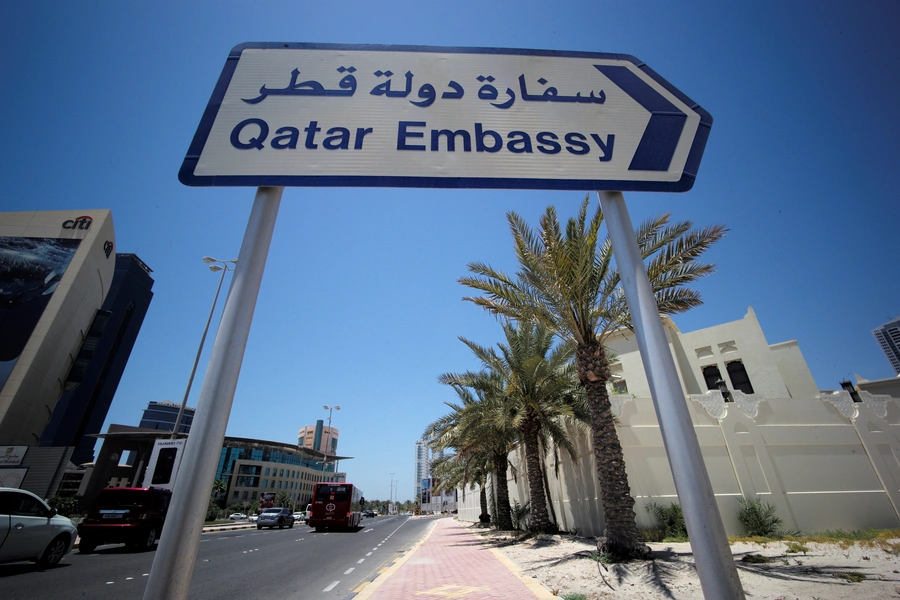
[414,439,430,505]
[0,210,117,446]
[139,400,195,435]
[298,420,339,455]
[40,253,154,465]
[873,318,900,376]
[216,436,350,509]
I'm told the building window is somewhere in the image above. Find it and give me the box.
[726,360,754,394]
[233,491,239,499]
[702,365,723,390]
[264,467,270,476]
[251,492,257,500]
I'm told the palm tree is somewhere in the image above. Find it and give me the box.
[460,196,726,557]
[431,451,490,518]
[424,379,516,530]
[443,321,583,533]
[211,478,227,507]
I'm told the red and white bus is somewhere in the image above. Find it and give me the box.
[308,482,363,531]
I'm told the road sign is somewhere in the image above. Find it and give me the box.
[180,43,711,192]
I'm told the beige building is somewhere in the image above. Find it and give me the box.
[457,308,900,536]
[605,306,820,400]
[0,210,116,445]
[298,421,339,454]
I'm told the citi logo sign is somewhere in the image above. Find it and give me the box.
[62,216,93,230]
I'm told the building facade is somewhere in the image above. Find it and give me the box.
[39,253,154,465]
[0,210,117,446]
[605,307,820,400]
[216,436,349,509]
[139,400,195,435]
[298,420,339,454]
[414,439,430,506]
[873,318,900,376]
[457,308,900,536]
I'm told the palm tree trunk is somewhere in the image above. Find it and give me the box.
[492,448,514,530]
[479,482,489,523]
[576,340,645,558]
[522,423,552,532]
[541,447,558,528]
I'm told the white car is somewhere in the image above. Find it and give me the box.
[0,487,77,566]
[248,514,259,522]
[229,513,246,520]
[291,512,304,522]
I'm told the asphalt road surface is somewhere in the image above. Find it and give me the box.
[0,514,438,600]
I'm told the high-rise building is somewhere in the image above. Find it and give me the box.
[414,439,430,505]
[40,253,155,465]
[873,318,900,376]
[0,210,117,446]
[298,420,339,455]
[138,400,195,434]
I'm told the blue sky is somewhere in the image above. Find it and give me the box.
[3,1,898,502]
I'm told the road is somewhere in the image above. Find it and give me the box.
[0,515,437,600]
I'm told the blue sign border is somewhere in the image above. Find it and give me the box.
[179,43,712,192]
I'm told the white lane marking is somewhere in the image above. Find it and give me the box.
[366,552,372,556]
[323,581,340,592]
[344,568,355,575]
[106,582,114,585]
[126,577,133,580]
[357,558,365,564]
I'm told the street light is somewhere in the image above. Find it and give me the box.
[389,472,395,512]
[321,404,340,481]
[171,257,237,438]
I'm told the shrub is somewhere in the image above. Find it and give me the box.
[736,497,783,537]
[645,501,688,541]
[46,495,81,517]
[206,501,224,522]
[741,553,771,564]
[511,500,530,531]
[784,541,808,554]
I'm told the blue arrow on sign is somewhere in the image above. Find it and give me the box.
[594,65,687,172]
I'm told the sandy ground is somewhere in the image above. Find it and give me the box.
[472,526,900,599]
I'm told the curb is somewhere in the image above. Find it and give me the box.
[489,547,557,599]
[74,522,264,548]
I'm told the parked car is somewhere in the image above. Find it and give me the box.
[257,507,294,529]
[229,513,246,520]
[0,487,77,566]
[248,513,259,522]
[77,487,172,553]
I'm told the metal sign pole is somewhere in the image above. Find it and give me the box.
[597,190,745,599]
[143,186,283,600]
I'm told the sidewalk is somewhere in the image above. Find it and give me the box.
[356,517,554,599]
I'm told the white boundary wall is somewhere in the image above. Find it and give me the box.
[457,390,900,536]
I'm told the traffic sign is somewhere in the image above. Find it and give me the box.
[180,43,712,192]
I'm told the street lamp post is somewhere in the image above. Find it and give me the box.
[389,472,395,513]
[171,257,237,439]
[321,405,340,481]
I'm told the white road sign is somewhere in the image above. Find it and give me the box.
[180,43,712,192]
